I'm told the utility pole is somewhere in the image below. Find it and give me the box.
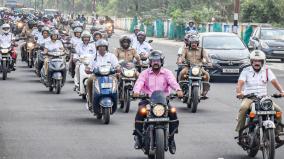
[233,0,240,34]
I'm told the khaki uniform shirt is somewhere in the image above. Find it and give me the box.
[181,47,210,65]
[114,48,140,62]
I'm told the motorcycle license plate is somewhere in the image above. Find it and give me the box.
[256,111,276,115]
[101,83,112,88]
[222,68,239,73]
[148,118,169,122]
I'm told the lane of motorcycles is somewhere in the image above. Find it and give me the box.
[1,20,283,159]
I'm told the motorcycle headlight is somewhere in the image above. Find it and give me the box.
[1,49,9,53]
[99,67,110,75]
[261,42,269,49]
[17,22,23,28]
[191,67,200,76]
[260,98,273,111]
[123,69,135,78]
[27,42,34,49]
[152,104,166,117]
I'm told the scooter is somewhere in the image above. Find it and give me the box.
[87,65,118,124]
[0,42,14,80]
[40,51,66,94]
[75,54,93,100]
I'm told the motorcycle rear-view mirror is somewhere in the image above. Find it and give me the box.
[148,40,153,43]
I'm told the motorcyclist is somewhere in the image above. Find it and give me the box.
[31,21,44,40]
[73,31,96,90]
[70,27,83,48]
[185,20,197,32]
[132,50,183,154]
[0,23,17,70]
[178,34,212,98]
[36,26,51,76]
[131,25,140,46]
[114,35,140,64]
[132,31,152,57]
[21,19,36,38]
[236,50,284,143]
[85,39,119,110]
[92,31,103,42]
[59,18,70,35]
[43,30,64,78]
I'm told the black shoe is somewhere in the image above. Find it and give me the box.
[169,138,176,154]
[12,67,16,71]
[134,135,141,149]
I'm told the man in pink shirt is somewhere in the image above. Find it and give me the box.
[133,50,183,154]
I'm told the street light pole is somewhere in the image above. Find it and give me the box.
[233,0,240,34]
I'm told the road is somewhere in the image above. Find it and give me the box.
[0,31,284,159]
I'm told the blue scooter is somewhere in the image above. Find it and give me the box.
[92,65,118,124]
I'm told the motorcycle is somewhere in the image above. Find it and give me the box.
[60,32,71,61]
[134,91,179,159]
[40,51,66,94]
[119,61,136,113]
[34,45,45,77]
[22,37,36,68]
[179,64,206,113]
[14,21,25,35]
[87,65,118,124]
[75,54,93,100]
[0,42,14,80]
[68,47,76,78]
[236,93,284,159]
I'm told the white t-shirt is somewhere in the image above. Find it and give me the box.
[0,33,14,44]
[132,41,152,55]
[74,43,96,59]
[37,37,51,46]
[70,36,82,47]
[89,52,119,71]
[45,40,64,52]
[239,66,276,97]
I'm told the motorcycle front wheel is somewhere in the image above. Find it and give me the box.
[191,86,199,113]
[102,108,110,124]
[2,61,7,80]
[155,129,165,159]
[123,89,130,113]
[55,79,62,94]
[262,129,275,159]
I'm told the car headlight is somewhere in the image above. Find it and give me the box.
[1,49,9,53]
[27,42,34,49]
[261,42,269,49]
[152,104,166,117]
[191,67,200,76]
[260,98,273,111]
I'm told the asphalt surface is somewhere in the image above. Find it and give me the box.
[0,31,284,159]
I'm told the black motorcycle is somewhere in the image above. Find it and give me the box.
[119,61,136,113]
[0,43,13,80]
[236,93,284,159]
[134,91,179,159]
[179,64,206,113]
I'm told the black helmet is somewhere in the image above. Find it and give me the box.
[28,20,36,29]
[149,50,164,66]
[119,35,131,46]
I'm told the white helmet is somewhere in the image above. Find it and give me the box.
[250,50,266,64]
[81,30,92,38]
[2,23,10,34]
[74,27,83,33]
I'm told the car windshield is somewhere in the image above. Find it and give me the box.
[203,36,246,49]
[261,29,284,40]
